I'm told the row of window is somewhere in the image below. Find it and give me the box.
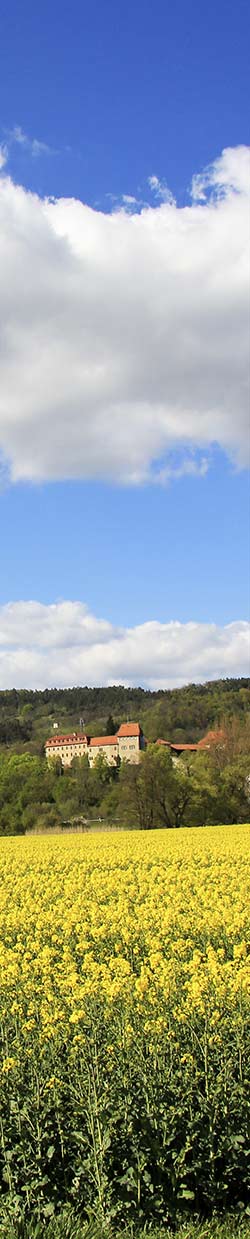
[120,743,136,750]
[48,741,137,758]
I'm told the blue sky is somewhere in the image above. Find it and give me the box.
[1,0,249,200]
[0,0,249,688]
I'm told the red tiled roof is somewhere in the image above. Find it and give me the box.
[156,739,198,751]
[89,735,118,747]
[45,723,142,753]
[156,730,226,753]
[45,732,88,747]
[198,729,225,749]
[117,723,141,737]
[171,743,198,751]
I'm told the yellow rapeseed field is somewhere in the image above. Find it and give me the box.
[1,825,249,1046]
[0,824,249,1225]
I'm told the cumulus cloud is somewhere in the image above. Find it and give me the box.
[0,145,249,485]
[191,145,250,200]
[0,601,249,690]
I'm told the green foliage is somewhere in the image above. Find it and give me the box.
[0,678,249,752]
[0,715,249,834]
[140,681,250,744]
[0,753,57,835]
[187,717,250,826]
[118,745,194,829]
[0,1004,249,1229]
[116,719,250,830]
[105,714,118,735]
[0,1211,249,1238]
[0,1212,249,1239]
[0,748,121,834]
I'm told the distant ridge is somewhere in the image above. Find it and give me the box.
[0,678,249,752]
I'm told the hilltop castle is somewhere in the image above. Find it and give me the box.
[45,721,145,768]
[45,723,220,769]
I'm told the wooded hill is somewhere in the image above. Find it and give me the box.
[0,678,249,753]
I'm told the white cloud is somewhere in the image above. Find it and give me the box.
[0,601,249,690]
[122,194,138,205]
[0,145,249,485]
[4,125,53,158]
[152,455,209,484]
[191,144,250,200]
[148,174,175,204]
[0,144,8,170]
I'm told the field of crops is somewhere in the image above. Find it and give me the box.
[0,826,249,1232]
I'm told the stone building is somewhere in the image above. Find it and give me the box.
[45,732,89,766]
[88,735,119,767]
[45,722,144,768]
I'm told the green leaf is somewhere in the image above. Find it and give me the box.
[47,1144,55,1160]
[178,1188,195,1199]
[43,1201,55,1217]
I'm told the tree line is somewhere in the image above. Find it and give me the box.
[0,715,249,835]
[0,677,249,751]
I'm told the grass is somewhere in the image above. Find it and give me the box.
[0,1212,249,1239]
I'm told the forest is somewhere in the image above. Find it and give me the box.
[0,677,249,752]
[0,713,249,835]
[0,678,249,834]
